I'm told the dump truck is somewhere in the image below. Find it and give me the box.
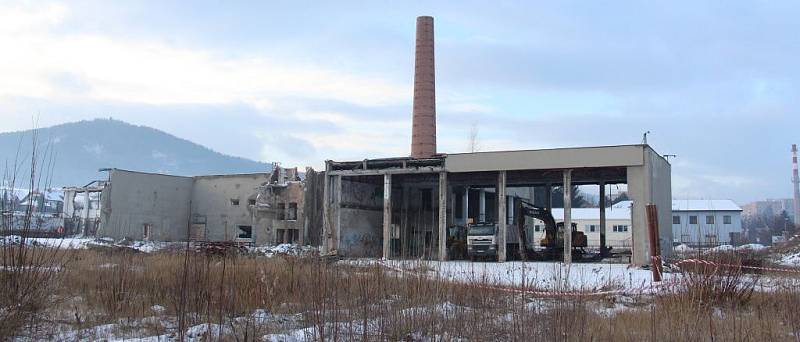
[466,222,498,259]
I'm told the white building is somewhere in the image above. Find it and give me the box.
[671,199,743,246]
[530,203,634,250]
[529,199,743,249]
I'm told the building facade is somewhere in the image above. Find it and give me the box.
[671,200,743,246]
[91,166,314,245]
[530,205,634,249]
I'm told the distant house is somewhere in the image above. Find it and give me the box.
[0,186,65,233]
[671,200,743,246]
[528,199,744,249]
[18,190,64,215]
[530,205,634,249]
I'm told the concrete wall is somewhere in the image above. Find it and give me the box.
[648,147,673,260]
[303,169,325,246]
[628,146,672,265]
[191,174,270,243]
[446,145,645,172]
[100,170,193,241]
[266,182,306,244]
[338,178,383,257]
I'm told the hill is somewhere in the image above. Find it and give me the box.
[0,119,271,187]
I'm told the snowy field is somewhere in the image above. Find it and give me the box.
[0,235,316,256]
[376,260,667,291]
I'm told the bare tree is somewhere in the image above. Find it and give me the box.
[1,124,67,339]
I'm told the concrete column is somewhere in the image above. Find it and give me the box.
[83,191,90,235]
[462,187,469,224]
[63,190,75,218]
[497,171,507,262]
[322,174,331,254]
[382,174,392,260]
[599,181,607,256]
[479,189,486,222]
[563,170,572,264]
[438,172,447,261]
[334,175,342,252]
[401,185,410,258]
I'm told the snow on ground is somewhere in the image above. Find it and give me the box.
[0,235,317,257]
[1,235,97,249]
[779,252,800,267]
[372,260,670,291]
[250,243,318,257]
[708,244,735,252]
[735,243,767,251]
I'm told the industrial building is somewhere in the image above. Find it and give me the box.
[76,165,322,245]
[321,16,672,265]
[670,199,743,246]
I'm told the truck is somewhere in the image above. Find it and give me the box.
[466,222,498,259]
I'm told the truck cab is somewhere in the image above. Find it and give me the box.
[466,223,497,258]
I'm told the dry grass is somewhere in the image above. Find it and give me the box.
[2,247,800,341]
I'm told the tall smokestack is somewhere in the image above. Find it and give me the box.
[793,144,800,228]
[410,16,436,159]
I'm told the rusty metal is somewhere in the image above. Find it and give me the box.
[646,204,662,281]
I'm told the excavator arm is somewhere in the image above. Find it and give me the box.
[513,197,587,259]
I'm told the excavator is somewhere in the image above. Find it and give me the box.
[513,197,588,260]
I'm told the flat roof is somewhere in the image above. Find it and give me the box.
[326,144,669,175]
[108,168,270,179]
[445,144,662,173]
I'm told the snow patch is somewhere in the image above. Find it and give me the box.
[734,244,766,251]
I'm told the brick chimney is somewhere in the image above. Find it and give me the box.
[410,16,436,158]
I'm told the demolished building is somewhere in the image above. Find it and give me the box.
[82,165,322,245]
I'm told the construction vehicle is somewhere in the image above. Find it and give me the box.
[514,198,587,260]
[466,222,498,259]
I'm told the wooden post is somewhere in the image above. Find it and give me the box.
[646,204,663,282]
[438,172,447,261]
[563,170,572,264]
[382,174,392,259]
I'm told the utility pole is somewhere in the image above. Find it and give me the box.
[792,144,800,231]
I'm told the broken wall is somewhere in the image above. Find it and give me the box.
[265,181,306,244]
[339,178,383,257]
[100,170,193,241]
[191,173,270,243]
[303,168,324,246]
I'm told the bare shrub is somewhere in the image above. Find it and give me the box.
[674,252,759,307]
[1,127,70,339]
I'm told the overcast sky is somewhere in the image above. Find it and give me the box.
[1,1,798,204]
